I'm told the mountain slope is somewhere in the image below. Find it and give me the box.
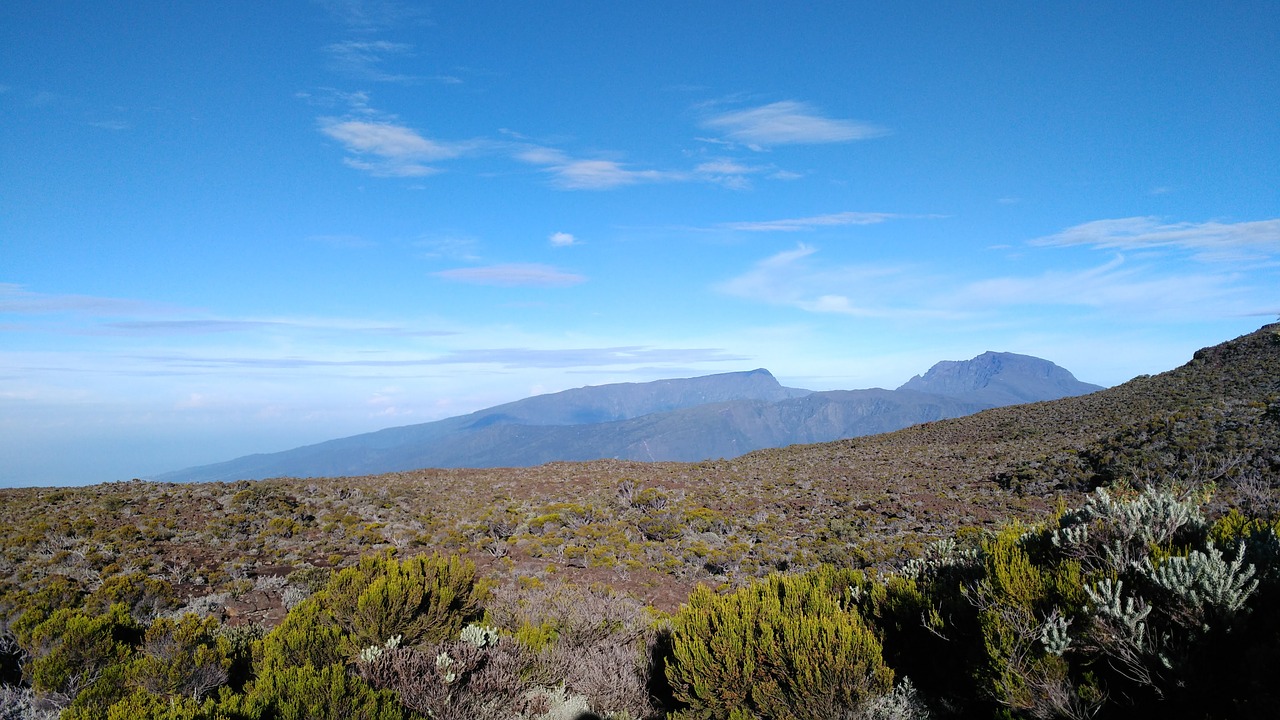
[155,354,1099,482]
[154,369,809,482]
[154,353,1100,481]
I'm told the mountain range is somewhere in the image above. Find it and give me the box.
[155,351,1102,483]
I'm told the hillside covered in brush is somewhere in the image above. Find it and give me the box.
[0,324,1277,719]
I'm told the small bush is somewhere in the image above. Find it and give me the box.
[23,604,137,711]
[248,663,406,720]
[665,571,893,718]
[129,614,232,701]
[85,572,177,623]
[323,553,488,655]
[258,600,344,672]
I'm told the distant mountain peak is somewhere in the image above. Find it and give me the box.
[153,353,1098,483]
[898,352,1102,404]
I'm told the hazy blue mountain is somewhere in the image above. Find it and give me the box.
[155,355,1100,482]
[898,351,1103,405]
[154,369,809,482]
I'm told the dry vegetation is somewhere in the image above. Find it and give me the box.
[1,324,1277,719]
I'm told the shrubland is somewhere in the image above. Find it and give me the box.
[0,324,1276,718]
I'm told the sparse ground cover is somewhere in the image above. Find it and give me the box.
[0,324,1277,718]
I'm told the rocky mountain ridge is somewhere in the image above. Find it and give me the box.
[155,352,1102,482]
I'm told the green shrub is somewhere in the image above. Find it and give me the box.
[8,574,88,644]
[85,572,177,623]
[102,689,226,720]
[665,571,892,719]
[967,527,1091,717]
[130,614,232,701]
[248,663,406,720]
[258,600,344,672]
[322,553,488,655]
[24,603,137,713]
[217,623,264,691]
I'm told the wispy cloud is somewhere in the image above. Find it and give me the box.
[325,40,417,82]
[89,119,131,131]
[694,160,757,175]
[414,235,482,261]
[432,263,586,287]
[103,320,288,335]
[691,159,772,189]
[514,147,683,189]
[93,317,454,338]
[0,284,171,316]
[716,245,930,319]
[1031,217,1280,262]
[136,346,743,371]
[702,101,886,149]
[319,118,466,176]
[549,232,578,247]
[719,225,1278,327]
[515,146,774,191]
[720,211,899,232]
[436,346,744,368]
[949,255,1259,319]
[554,160,680,189]
[319,119,456,158]
[316,0,427,31]
[0,286,459,340]
[307,234,377,248]
[30,90,58,108]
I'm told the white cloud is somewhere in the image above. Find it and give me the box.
[433,347,744,368]
[414,235,482,261]
[342,157,439,177]
[0,283,170,316]
[549,232,578,247]
[948,255,1259,319]
[316,0,427,31]
[1031,217,1280,261]
[89,119,130,131]
[720,211,898,232]
[307,234,377,249]
[691,159,771,189]
[515,145,787,191]
[432,263,586,287]
[320,119,457,159]
[717,240,1274,325]
[320,118,466,177]
[716,244,928,318]
[548,159,680,190]
[325,40,416,82]
[132,346,742,371]
[702,101,886,148]
[514,146,568,165]
[516,148,666,189]
[695,160,755,175]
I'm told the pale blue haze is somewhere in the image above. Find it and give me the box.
[2,1,1277,485]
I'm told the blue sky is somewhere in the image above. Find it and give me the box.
[2,1,1278,487]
